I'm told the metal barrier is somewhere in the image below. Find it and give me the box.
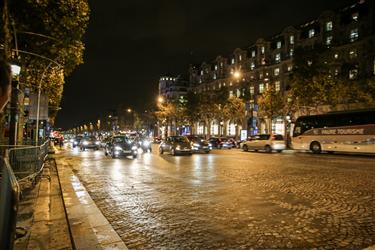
[8,141,49,188]
[0,157,20,249]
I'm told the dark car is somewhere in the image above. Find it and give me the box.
[72,135,83,148]
[105,135,138,159]
[159,136,192,156]
[80,136,100,151]
[187,136,211,153]
[208,137,222,149]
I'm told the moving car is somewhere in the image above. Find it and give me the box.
[80,136,100,151]
[187,135,211,153]
[104,135,138,159]
[72,135,83,148]
[159,136,192,156]
[138,137,152,152]
[240,134,286,153]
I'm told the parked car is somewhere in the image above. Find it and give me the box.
[104,135,138,159]
[220,137,236,149]
[159,136,192,156]
[187,136,211,153]
[240,134,286,153]
[80,136,100,151]
[208,137,222,149]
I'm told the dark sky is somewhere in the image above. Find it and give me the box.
[55,0,355,129]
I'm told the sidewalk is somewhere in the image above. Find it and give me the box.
[14,148,128,250]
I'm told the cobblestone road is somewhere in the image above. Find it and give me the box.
[59,146,375,250]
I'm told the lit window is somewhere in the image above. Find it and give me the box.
[200,70,204,75]
[223,82,226,86]
[261,57,266,65]
[250,86,254,95]
[229,82,232,86]
[218,82,221,88]
[274,68,280,76]
[287,65,293,71]
[250,62,255,70]
[349,69,358,79]
[277,41,281,49]
[251,50,256,57]
[307,60,312,66]
[215,65,218,70]
[239,55,242,61]
[308,29,315,38]
[334,69,339,76]
[275,53,281,63]
[259,73,263,79]
[289,35,294,44]
[334,53,339,59]
[231,58,235,64]
[326,21,333,31]
[326,36,333,45]
[289,49,294,57]
[275,81,281,92]
[352,12,359,21]
[236,89,241,97]
[259,83,264,93]
[261,46,265,54]
[229,90,233,97]
[350,28,359,42]
[349,49,357,59]
[213,73,217,79]
[220,62,223,67]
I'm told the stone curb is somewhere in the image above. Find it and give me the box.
[56,158,128,250]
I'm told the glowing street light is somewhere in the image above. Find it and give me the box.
[157,96,164,103]
[127,108,132,113]
[233,71,241,79]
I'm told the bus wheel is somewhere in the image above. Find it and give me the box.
[310,142,321,154]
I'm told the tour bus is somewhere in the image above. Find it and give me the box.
[292,109,375,154]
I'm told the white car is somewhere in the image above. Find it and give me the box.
[240,134,286,153]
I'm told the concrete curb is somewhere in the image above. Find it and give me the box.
[56,158,128,249]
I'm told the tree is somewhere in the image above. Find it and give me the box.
[257,86,285,133]
[223,96,245,137]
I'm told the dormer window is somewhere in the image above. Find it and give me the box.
[276,41,281,49]
[289,35,294,44]
[352,12,359,21]
[350,28,359,42]
[326,21,333,31]
[308,29,315,38]
[261,46,265,55]
[251,50,256,58]
[231,58,235,64]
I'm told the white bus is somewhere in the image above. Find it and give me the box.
[292,109,375,154]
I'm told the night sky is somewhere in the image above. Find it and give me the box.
[55,0,355,129]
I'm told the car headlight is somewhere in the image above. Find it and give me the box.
[114,146,122,151]
[208,143,212,147]
[83,141,89,145]
[193,143,200,147]
[131,145,138,150]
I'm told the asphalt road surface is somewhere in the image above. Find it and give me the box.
[58,145,375,250]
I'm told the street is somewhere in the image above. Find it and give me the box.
[58,146,375,250]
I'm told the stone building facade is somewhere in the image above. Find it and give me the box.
[188,0,375,138]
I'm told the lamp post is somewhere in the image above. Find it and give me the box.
[8,64,21,146]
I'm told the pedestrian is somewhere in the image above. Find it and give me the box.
[0,59,12,113]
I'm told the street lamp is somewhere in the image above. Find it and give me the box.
[8,63,21,145]
[233,70,241,79]
[157,96,164,104]
[127,108,132,113]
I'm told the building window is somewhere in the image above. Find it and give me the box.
[229,81,232,86]
[200,70,204,75]
[218,82,221,88]
[289,35,294,44]
[276,41,281,49]
[352,12,359,21]
[239,55,242,61]
[350,28,359,42]
[308,29,315,38]
[274,68,280,76]
[251,50,256,58]
[250,62,255,70]
[287,65,293,71]
[349,69,358,79]
[220,62,223,67]
[289,48,294,57]
[213,73,217,79]
[236,89,241,97]
[229,90,233,97]
[326,36,333,45]
[250,86,254,95]
[259,83,264,93]
[215,65,218,70]
[261,46,265,55]
[261,57,266,65]
[326,21,333,31]
[334,53,339,59]
[349,49,357,59]
[259,73,263,79]
[231,58,235,64]
[275,53,281,63]
[223,82,226,86]
[334,69,339,76]
[275,81,281,92]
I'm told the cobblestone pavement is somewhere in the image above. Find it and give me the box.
[58,146,375,250]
